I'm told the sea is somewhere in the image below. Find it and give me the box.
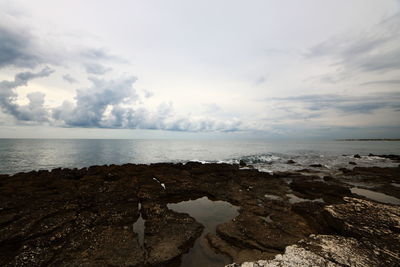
[1,139,400,175]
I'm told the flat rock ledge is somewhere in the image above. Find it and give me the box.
[1,163,399,266]
[227,197,400,267]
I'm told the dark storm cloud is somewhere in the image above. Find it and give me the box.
[306,12,400,79]
[270,92,400,114]
[0,25,42,69]
[0,67,54,121]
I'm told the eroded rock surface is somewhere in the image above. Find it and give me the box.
[0,163,399,266]
[337,165,400,199]
[227,197,400,267]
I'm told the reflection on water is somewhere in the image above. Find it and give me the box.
[132,203,145,248]
[167,196,239,267]
[286,193,324,204]
[351,187,400,205]
[344,180,376,188]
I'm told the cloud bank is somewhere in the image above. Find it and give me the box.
[1,71,241,132]
[270,93,400,114]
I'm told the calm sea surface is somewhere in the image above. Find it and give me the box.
[1,139,400,174]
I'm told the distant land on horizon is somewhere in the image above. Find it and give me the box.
[336,139,400,141]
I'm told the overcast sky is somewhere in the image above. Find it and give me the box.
[1,0,399,139]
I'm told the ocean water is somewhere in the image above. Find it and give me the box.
[0,139,400,174]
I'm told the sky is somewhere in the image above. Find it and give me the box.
[0,0,399,139]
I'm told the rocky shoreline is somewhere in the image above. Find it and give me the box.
[228,197,400,266]
[0,157,399,266]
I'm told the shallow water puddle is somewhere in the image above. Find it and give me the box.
[286,193,324,204]
[132,203,145,247]
[351,187,400,205]
[167,196,239,267]
[344,180,376,188]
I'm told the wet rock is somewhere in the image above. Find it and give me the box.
[323,176,334,181]
[290,180,351,203]
[373,184,400,199]
[345,166,400,182]
[1,163,399,266]
[309,164,323,168]
[354,154,362,159]
[338,166,400,198]
[228,198,400,267]
[0,163,274,266]
[338,167,352,173]
[52,227,146,267]
[239,160,247,167]
[349,161,357,165]
[207,233,278,264]
[286,160,296,164]
[211,208,316,262]
[144,205,204,265]
[291,201,332,234]
[374,154,400,162]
